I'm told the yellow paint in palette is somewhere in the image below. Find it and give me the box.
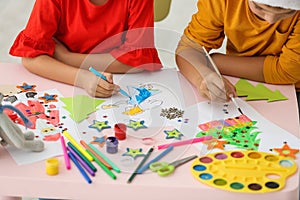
[190,150,297,193]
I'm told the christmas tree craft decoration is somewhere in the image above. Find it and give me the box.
[60,95,105,123]
[196,115,261,150]
[235,79,288,102]
[196,121,261,150]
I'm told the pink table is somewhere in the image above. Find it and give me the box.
[0,63,299,200]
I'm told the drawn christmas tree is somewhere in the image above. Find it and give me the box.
[235,79,288,102]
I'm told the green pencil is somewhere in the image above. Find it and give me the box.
[88,143,121,173]
[127,147,154,183]
[86,149,117,180]
[67,142,97,172]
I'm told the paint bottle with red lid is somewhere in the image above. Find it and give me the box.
[114,123,127,140]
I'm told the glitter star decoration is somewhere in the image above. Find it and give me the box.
[91,135,107,148]
[272,142,299,159]
[38,93,58,103]
[88,120,111,132]
[203,138,227,150]
[164,128,184,140]
[126,119,147,131]
[122,148,145,159]
[17,82,36,92]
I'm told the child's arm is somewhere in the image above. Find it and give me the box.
[176,46,236,102]
[22,55,120,97]
[53,41,143,74]
[211,53,266,82]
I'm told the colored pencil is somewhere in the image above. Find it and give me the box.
[88,143,121,173]
[80,140,112,169]
[127,147,154,183]
[60,136,71,170]
[86,149,117,180]
[63,131,93,161]
[68,152,92,184]
[137,146,174,174]
[67,146,95,177]
[157,136,213,150]
[67,142,97,172]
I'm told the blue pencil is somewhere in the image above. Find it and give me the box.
[68,152,92,184]
[137,146,174,174]
[89,66,130,98]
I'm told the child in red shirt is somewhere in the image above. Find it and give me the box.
[10,0,162,98]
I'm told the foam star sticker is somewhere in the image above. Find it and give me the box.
[272,142,299,159]
[88,120,111,132]
[203,138,227,150]
[38,93,58,103]
[164,128,184,140]
[122,148,145,159]
[17,82,36,92]
[127,120,147,131]
[91,135,107,147]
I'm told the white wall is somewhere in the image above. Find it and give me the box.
[0,0,35,63]
[154,0,198,69]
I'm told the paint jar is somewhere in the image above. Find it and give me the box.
[114,123,127,140]
[106,136,119,154]
[45,157,59,175]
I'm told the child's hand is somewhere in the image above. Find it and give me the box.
[198,72,236,102]
[76,69,120,98]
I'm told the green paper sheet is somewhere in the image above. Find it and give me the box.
[235,79,288,102]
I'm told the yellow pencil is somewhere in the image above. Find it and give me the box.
[63,131,93,161]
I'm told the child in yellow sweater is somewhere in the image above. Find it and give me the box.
[176,0,300,118]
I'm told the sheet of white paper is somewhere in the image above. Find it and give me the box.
[94,69,186,134]
[176,99,300,155]
[3,89,80,165]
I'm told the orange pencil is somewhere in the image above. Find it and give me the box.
[80,140,112,170]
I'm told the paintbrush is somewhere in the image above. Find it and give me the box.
[229,94,244,115]
[202,46,244,115]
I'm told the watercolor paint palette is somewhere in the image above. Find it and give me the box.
[190,150,297,193]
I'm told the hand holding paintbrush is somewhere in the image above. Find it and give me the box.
[202,46,244,114]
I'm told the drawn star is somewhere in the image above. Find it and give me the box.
[17,82,36,92]
[126,120,147,131]
[38,93,58,103]
[203,138,227,150]
[91,135,107,148]
[122,148,145,159]
[88,120,111,132]
[272,142,299,159]
[164,128,184,140]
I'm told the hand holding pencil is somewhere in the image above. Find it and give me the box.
[76,68,120,98]
[89,67,130,98]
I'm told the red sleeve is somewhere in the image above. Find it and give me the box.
[110,0,162,71]
[9,0,60,58]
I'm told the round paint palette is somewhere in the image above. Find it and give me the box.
[190,150,297,193]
